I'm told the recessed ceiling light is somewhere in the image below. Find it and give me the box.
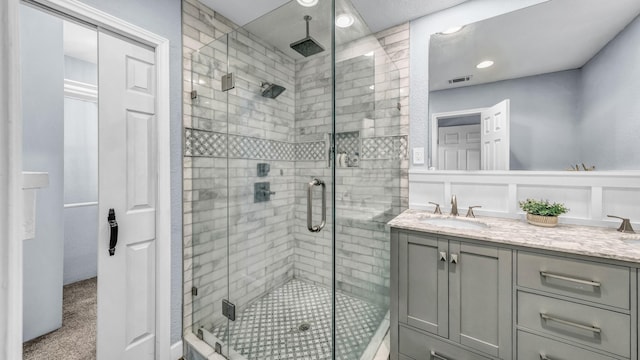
[336,14,355,28]
[441,25,464,35]
[476,60,494,69]
[364,51,374,57]
[297,0,318,7]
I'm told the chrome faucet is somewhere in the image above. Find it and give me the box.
[450,195,458,216]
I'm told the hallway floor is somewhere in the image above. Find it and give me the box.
[23,277,97,360]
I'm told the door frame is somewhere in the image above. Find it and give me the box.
[0,0,172,359]
[431,107,485,170]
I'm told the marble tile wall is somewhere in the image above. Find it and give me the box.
[183,0,296,335]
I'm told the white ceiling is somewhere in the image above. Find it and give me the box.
[349,0,470,32]
[200,0,471,33]
[429,0,640,91]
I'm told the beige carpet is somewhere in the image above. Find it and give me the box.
[23,277,97,360]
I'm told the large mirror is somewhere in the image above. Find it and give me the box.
[428,0,640,171]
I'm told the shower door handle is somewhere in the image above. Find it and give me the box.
[307,178,326,232]
[107,208,118,256]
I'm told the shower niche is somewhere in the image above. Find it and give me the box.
[332,131,361,168]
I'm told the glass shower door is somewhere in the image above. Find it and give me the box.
[332,29,403,360]
[222,21,337,357]
[188,34,231,355]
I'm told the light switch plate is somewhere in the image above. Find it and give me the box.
[413,147,425,165]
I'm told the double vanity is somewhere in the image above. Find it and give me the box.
[389,209,640,360]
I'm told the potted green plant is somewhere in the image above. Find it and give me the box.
[519,198,569,227]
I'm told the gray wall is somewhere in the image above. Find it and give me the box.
[64,56,97,85]
[581,15,640,169]
[63,206,98,284]
[20,5,65,341]
[63,55,98,285]
[429,70,581,170]
[76,0,184,343]
[63,96,98,285]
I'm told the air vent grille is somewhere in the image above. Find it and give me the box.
[448,75,472,84]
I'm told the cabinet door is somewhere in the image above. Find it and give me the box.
[449,241,512,358]
[399,232,449,337]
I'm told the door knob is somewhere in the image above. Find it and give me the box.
[108,208,118,256]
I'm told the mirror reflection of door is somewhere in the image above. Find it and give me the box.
[433,99,510,170]
[438,123,481,170]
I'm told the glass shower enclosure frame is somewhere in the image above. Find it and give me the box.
[184,0,405,358]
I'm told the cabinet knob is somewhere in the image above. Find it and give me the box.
[439,251,447,262]
[450,254,458,264]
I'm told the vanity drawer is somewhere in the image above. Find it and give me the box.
[517,292,630,358]
[399,325,490,360]
[517,251,630,309]
[518,331,618,360]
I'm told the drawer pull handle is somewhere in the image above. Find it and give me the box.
[439,251,447,262]
[540,271,601,288]
[430,350,450,360]
[540,313,602,334]
[539,354,554,360]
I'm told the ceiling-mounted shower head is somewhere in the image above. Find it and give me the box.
[290,15,325,57]
[261,82,286,99]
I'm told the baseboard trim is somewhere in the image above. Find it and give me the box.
[171,340,183,359]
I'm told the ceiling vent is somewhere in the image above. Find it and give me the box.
[448,75,472,84]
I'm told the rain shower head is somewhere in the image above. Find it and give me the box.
[261,82,286,99]
[290,15,325,57]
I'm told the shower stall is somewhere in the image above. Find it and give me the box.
[183,0,406,358]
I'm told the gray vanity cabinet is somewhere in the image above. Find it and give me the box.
[398,233,448,337]
[394,230,512,360]
[449,241,512,358]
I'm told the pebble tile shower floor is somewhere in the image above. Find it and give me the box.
[210,279,387,360]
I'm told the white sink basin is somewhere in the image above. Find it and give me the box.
[420,217,489,230]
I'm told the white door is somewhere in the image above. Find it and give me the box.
[438,124,481,170]
[97,30,157,360]
[480,99,510,170]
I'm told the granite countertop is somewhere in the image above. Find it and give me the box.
[388,209,640,264]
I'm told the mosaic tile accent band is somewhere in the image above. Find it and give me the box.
[185,128,407,161]
[295,141,326,161]
[361,136,408,160]
[184,128,226,157]
[207,279,387,360]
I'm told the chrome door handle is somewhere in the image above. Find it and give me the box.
[430,350,450,360]
[450,254,458,264]
[540,271,601,287]
[439,251,447,262]
[540,313,601,334]
[307,178,326,232]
